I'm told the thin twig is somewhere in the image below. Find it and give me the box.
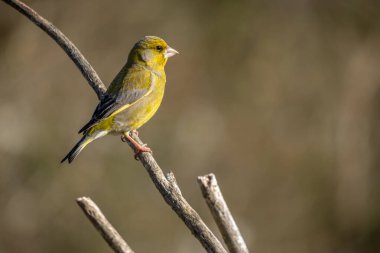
[2,0,107,100]
[126,133,228,253]
[76,197,135,253]
[198,174,249,253]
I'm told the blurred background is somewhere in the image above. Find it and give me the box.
[1,0,380,252]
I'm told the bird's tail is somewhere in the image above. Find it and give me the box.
[61,131,107,163]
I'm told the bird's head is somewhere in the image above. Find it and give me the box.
[129,36,178,69]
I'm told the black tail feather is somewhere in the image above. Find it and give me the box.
[61,135,87,163]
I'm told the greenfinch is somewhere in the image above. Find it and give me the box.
[61,36,178,163]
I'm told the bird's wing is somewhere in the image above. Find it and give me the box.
[78,70,154,134]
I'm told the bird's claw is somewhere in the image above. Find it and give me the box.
[121,135,128,142]
[121,132,152,160]
[134,144,152,160]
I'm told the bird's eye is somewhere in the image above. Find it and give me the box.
[156,45,163,51]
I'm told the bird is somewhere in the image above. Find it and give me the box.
[61,36,178,163]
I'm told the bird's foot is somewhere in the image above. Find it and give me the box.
[121,132,152,160]
[121,134,128,142]
[133,144,152,160]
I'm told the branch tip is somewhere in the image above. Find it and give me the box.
[76,196,135,253]
[198,174,250,253]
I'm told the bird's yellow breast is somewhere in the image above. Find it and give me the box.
[89,71,166,135]
[121,80,165,130]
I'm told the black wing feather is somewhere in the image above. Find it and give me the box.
[78,88,150,134]
[78,94,118,133]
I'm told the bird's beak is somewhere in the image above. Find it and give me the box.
[164,47,179,58]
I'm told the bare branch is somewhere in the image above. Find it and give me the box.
[125,133,228,253]
[4,1,229,252]
[198,174,249,253]
[76,197,135,253]
[2,0,107,100]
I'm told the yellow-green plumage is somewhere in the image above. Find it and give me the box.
[62,36,178,163]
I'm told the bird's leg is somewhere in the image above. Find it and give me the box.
[121,132,152,160]
[131,129,139,137]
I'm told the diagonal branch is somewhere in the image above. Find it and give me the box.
[126,136,228,253]
[76,197,135,253]
[198,174,249,253]
[3,1,229,252]
[2,0,107,100]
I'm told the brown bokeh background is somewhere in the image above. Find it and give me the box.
[1,0,380,252]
